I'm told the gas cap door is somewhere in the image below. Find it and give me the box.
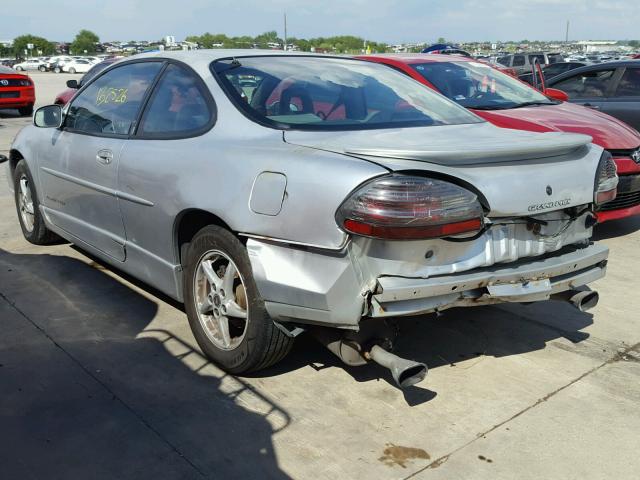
[250,171,287,216]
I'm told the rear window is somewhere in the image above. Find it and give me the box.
[212,56,482,131]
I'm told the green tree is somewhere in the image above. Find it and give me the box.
[12,34,56,57]
[437,37,446,44]
[71,29,100,55]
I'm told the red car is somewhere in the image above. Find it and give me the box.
[0,66,35,116]
[358,54,640,223]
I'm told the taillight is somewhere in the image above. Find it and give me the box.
[594,152,618,205]
[337,175,484,240]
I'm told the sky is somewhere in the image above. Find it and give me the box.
[4,0,640,44]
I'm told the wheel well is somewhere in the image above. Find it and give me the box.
[9,150,24,179]
[174,209,236,266]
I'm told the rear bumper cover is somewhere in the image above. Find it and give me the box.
[371,243,608,317]
[247,237,608,328]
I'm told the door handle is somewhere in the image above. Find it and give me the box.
[583,103,600,110]
[96,149,113,165]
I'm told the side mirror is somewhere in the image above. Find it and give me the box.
[34,105,63,128]
[544,88,569,102]
[0,154,8,164]
[66,79,79,89]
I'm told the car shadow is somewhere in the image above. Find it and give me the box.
[593,215,640,240]
[0,248,292,479]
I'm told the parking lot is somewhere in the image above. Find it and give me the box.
[1,72,640,479]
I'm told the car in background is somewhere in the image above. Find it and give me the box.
[13,59,47,72]
[497,52,554,75]
[546,60,640,132]
[61,59,94,74]
[45,56,73,72]
[519,62,586,85]
[5,51,614,386]
[422,43,471,57]
[54,58,120,105]
[358,54,640,222]
[0,65,35,116]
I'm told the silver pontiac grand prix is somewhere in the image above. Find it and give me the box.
[4,51,617,387]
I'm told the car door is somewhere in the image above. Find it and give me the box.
[38,60,164,261]
[115,62,215,291]
[550,67,619,112]
[601,66,640,131]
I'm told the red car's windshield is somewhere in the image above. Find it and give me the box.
[410,61,555,110]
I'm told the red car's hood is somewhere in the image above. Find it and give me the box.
[472,102,640,150]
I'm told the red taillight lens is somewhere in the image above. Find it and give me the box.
[594,152,618,206]
[337,175,484,240]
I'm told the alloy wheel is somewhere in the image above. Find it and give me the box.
[193,250,249,351]
[18,174,35,232]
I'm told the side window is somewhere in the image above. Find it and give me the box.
[614,68,640,97]
[138,64,213,136]
[65,62,163,136]
[552,69,616,99]
[497,56,510,66]
[512,55,525,67]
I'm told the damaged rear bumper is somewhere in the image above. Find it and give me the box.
[247,234,608,329]
[370,243,608,317]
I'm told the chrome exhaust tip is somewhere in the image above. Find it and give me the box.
[551,289,599,312]
[569,290,599,312]
[367,345,427,388]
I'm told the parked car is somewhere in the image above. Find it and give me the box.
[13,59,46,72]
[497,52,552,75]
[4,51,614,387]
[45,56,73,72]
[422,43,471,57]
[61,59,93,74]
[519,62,586,85]
[358,54,640,222]
[54,58,120,105]
[0,65,35,116]
[546,60,640,132]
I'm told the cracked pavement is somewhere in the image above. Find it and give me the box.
[1,73,640,479]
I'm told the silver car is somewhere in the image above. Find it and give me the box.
[4,51,617,387]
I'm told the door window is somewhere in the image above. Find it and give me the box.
[512,55,525,67]
[138,64,213,136]
[551,69,615,99]
[65,61,163,136]
[614,68,640,97]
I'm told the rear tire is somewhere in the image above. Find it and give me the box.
[184,225,293,374]
[69,68,76,74]
[13,160,59,245]
[15,66,24,71]
[18,105,33,116]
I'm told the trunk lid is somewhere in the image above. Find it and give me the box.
[285,123,602,218]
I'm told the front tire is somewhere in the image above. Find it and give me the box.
[68,68,76,74]
[15,66,24,71]
[184,226,293,374]
[13,160,59,245]
[18,105,33,116]
[38,66,46,72]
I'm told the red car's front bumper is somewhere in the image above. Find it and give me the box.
[596,156,640,223]
[0,74,36,110]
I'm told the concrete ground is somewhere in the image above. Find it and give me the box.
[1,72,639,480]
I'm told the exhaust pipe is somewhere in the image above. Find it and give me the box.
[366,345,427,388]
[552,289,599,312]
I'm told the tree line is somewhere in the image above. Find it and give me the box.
[185,31,389,53]
[1,30,101,58]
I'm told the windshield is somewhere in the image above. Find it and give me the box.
[212,56,482,130]
[410,61,555,110]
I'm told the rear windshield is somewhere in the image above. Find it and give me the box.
[212,56,482,131]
